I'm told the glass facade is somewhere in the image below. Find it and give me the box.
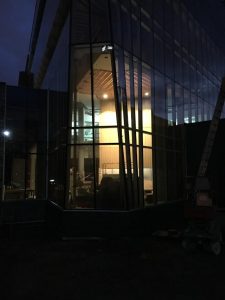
[4,87,47,200]
[31,0,61,77]
[23,0,225,210]
[44,16,70,207]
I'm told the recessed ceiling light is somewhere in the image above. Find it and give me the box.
[144,92,149,96]
[103,93,108,99]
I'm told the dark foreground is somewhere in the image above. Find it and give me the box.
[1,235,224,300]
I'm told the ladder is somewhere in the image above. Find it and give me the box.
[197,77,225,178]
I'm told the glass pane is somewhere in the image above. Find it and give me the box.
[68,145,94,209]
[71,46,92,128]
[95,145,123,209]
[154,72,166,132]
[121,4,131,52]
[184,89,190,124]
[143,148,153,206]
[48,148,66,207]
[25,154,37,199]
[143,133,152,147]
[142,64,152,132]
[91,0,110,43]
[175,83,183,124]
[4,153,25,200]
[198,98,203,122]
[71,0,90,44]
[95,127,118,143]
[70,128,93,144]
[110,0,122,46]
[191,94,197,123]
[92,46,117,127]
[166,80,175,126]
[125,54,132,128]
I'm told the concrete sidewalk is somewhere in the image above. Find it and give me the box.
[0,236,224,300]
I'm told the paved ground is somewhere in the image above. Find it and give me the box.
[0,234,224,300]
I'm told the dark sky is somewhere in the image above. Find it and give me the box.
[0,0,36,86]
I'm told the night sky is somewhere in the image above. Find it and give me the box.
[0,0,36,85]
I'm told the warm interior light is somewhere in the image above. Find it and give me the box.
[142,109,152,132]
[144,92,149,96]
[103,93,108,99]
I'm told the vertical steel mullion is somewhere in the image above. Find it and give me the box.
[108,0,128,209]
[129,56,139,208]
[89,0,97,209]
[152,71,158,205]
[64,0,72,208]
[138,60,144,207]
[116,86,128,209]
[148,7,157,204]
[121,85,133,207]
[24,89,28,200]
[46,89,49,200]
[128,0,139,208]
[119,1,133,208]
[138,4,144,207]
[163,76,168,200]
[172,83,176,126]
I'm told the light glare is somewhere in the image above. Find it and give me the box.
[3,130,10,137]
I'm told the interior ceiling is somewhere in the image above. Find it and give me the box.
[77,54,151,100]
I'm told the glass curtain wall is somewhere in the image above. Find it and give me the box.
[68,44,124,209]
[4,87,47,201]
[68,0,154,209]
[46,15,70,207]
[67,0,225,208]
[68,0,124,209]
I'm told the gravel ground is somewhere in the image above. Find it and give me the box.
[0,236,224,300]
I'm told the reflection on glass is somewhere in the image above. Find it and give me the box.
[175,83,183,125]
[4,144,38,200]
[70,128,93,144]
[25,152,37,199]
[166,81,174,126]
[4,155,25,200]
[184,89,190,123]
